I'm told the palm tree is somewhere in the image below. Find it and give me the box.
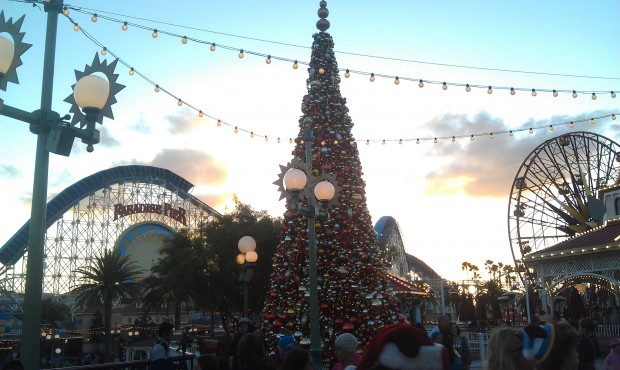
[72,249,142,363]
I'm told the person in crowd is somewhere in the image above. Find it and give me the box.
[275,335,297,367]
[577,317,599,370]
[429,315,453,368]
[604,338,620,370]
[150,321,175,370]
[448,322,471,370]
[332,333,363,370]
[356,323,448,370]
[522,321,578,370]
[1,361,24,370]
[230,318,256,370]
[484,327,538,370]
[279,347,314,370]
[237,332,276,370]
[195,337,220,370]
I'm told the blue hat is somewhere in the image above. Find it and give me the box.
[278,335,295,350]
[523,322,555,362]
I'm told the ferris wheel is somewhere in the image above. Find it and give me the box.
[508,131,620,270]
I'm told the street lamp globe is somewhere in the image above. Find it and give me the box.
[314,180,335,201]
[238,236,256,254]
[236,253,245,265]
[283,168,307,190]
[73,74,110,110]
[54,348,61,355]
[0,35,14,74]
[245,250,258,263]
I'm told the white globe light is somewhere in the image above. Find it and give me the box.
[314,180,335,201]
[245,250,258,263]
[73,74,110,109]
[0,35,15,74]
[55,348,61,354]
[283,168,307,190]
[238,236,256,253]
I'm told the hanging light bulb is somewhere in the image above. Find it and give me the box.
[553,89,558,97]
[217,119,222,126]
[128,67,135,76]
[489,132,494,139]
[181,36,188,44]
[591,118,596,124]
[265,135,268,141]
[510,87,515,95]
[465,84,471,92]
[592,93,597,100]
[344,69,350,78]
[399,139,402,144]
[210,43,216,51]
[122,22,128,31]
[394,77,400,85]
[418,79,424,88]
[250,132,254,138]
[366,140,370,145]
[349,139,354,145]
[154,85,160,92]
[451,136,456,142]
[549,125,554,131]
[152,29,158,38]
[63,6,69,15]
[238,49,244,58]
[177,99,182,106]
[416,138,420,144]
[470,135,474,141]
[101,47,107,55]
[529,128,534,134]
[293,60,299,69]
[509,130,513,136]
[442,82,448,90]
[319,67,325,74]
[572,90,577,98]
[382,139,386,145]
[266,55,271,64]
[611,91,617,98]
[290,138,294,144]
[73,23,80,31]
[612,114,616,120]
[91,13,97,22]
[198,110,204,118]
[234,127,239,133]
[487,86,493,94]
[369,73,375,82]
[570,121,574,128]
[434,137,438,143]
[277,137,281,143]
[531,89,537,97]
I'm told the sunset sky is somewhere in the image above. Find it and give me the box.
[1,0,618,281]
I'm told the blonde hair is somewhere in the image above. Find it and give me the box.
[484,327,523,370]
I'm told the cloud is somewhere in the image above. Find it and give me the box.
[129,118,151,134]
[99,125,122,147]
[420,111,614,198]
[0,164,20,178]
[194,193,231,211]
[166,109,200,134]
[148,148,228,186]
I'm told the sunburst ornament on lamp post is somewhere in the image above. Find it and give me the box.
[0,11,32,92]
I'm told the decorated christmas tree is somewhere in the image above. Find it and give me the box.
[262,1,400,364]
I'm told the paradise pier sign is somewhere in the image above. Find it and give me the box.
[113,202,187,226]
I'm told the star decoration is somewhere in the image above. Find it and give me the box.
[0,11,32,91]
[63,53,125,127]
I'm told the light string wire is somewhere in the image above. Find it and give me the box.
[64,2,620,82]
[62,3,620,97]
[65,15,619,145]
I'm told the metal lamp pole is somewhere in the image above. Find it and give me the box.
[280,129,337,369]
[237,236,258,319]
[0,3,123,369]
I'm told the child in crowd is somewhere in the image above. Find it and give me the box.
[604,338,620,370]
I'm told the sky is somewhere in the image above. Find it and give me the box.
[0,0,619,282]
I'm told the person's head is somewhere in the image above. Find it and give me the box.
[579,317,595,333]
[157,322,174,342]
[610,338,620,353]
[277,335,296,355]
[334,333,358,363]
[448,322,460,336]
[437,314,451,331]
[279,347,313,370]
[523,321,578,370]
[485,327,537,370]
[239,318,252,333]
[237,332,268,368]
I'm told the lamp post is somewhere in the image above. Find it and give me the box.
[277,129,339,369]
[0,4,123,369]
[237,236,258,319]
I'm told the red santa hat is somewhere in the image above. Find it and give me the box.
[357,324,449,370]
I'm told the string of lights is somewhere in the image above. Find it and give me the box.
[64,16,620,147]
[62,4,619,98]
[62,2,620,82]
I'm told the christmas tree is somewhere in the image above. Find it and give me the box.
[262,1,400,364]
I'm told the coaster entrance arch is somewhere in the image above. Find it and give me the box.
[0,165,219,301]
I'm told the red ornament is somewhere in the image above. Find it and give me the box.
[342,322,354,331]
